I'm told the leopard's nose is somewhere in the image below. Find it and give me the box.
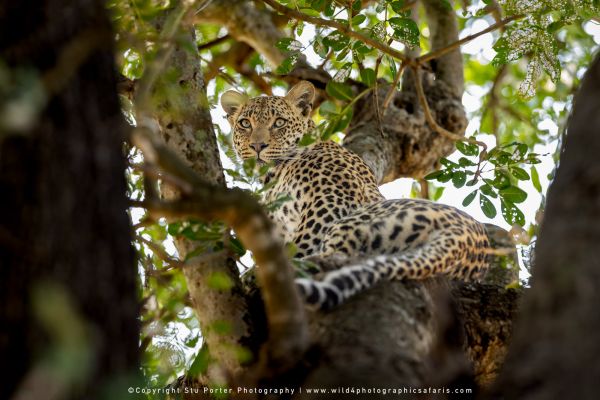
[250,142,268,154]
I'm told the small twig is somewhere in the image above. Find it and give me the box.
[382,60,407,113]
[197,34,230,51]
[135,234,184,269]
[130,159,195,195]
[133,217,157,231]
[417,14,523,64]
[413,66,488,177]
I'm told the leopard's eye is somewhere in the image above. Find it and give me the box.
[238,118,251,129]
[273,118,287,128]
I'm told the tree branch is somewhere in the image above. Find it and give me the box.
[196,0,287,66]
[413,67,487,152]
[417,14,523,65]
[198,34,230,51]
[260,0,409,63]
[131,130,310,370]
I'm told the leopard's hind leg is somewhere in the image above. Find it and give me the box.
[296,230,488,310]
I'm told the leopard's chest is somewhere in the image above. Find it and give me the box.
[262,163,306,243]
[259,142,385,256]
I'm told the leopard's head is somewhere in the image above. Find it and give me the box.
[220,81,315,162]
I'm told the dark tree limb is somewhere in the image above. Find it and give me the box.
[0,1,138,398]
[491,53,600,400]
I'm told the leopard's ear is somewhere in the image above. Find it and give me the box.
[285,81,315,117]
[221,90,248,116]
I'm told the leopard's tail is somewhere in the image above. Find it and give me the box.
[295,232,489,310]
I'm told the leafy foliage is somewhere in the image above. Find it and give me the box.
[494,0,600,97]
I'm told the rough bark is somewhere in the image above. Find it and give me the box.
[492,54,600,400]
[344,78,467,183]
[134,11,255,380]
[0,1,138,398]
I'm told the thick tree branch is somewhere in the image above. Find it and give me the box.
[196,0,287,66]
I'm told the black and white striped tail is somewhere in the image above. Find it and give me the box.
[295,255,400,310]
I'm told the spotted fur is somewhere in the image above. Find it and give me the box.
[221,81,490,310]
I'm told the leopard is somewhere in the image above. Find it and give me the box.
[221,81,491,310]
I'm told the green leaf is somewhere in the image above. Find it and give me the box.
[491,170,511,189]
[452,171,467,188]
[389,1,406,14]
[456,140,479,156]
[275,53,299,75]
[229,236,246,257]
[319,100,338,117]
[431,186,445,201]
[501,199,526,226]
[323,30,350,51]
[480,183,498,198]
[480,194,497,218]
[531,166,542,193]
[438,170,454,183]
[424,170,444,180]
[499,186,528,204]
[310,0,325,11]
[275,38,302,52]
[360,68,376,87]
[462,190,477,207]
[440,158,458,168]
[514,143,528,158]
[188,345,210,376]
[388,17,420,47]
[313,37,329,58]
[510,166,530,181]
[326,81,353,101]
[266,194,293,211]
[185,334,200,348]
[351,14,366,26]
[458,157,476,167]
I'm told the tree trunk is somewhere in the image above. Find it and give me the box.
[135,10,254,381]
[492,54,600,400]
[0,1,138,398]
